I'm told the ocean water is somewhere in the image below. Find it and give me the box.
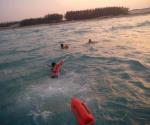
[0,15,150,125]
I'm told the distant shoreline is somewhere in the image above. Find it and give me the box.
[0,10,150,31]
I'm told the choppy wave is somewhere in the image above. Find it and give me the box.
[137,20,150,27]
[111,20,150,31]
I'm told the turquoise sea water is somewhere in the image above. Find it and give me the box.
[0,15,150,125]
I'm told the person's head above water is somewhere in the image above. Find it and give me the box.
[51,62,56,68]
[89,39,92,43]
[61,44,64,49]
[61,43,69,49]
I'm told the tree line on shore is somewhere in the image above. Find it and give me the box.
[20,14,63,26]
[0,21,19,27]
[65,7,129,20]
[0,7,129,27]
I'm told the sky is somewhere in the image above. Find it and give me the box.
[0,0,150,22]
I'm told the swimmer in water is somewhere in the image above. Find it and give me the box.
[51,60,64,78]
[61,43,69,49]
[88,39,97,44]
[88,39,92,43]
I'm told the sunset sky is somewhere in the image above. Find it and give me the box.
[0,0,150,22]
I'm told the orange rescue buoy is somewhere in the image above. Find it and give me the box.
[71,97,95,125]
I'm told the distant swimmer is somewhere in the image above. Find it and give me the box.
[61,43,69,49]
[88,39,92,43]
[51,60,64,78]
[88,39,97,44]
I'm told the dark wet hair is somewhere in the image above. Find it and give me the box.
[89,39,92,43]
[61,44,64,49]
[51,62,56,68]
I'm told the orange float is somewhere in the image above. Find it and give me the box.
[71,97,95,125]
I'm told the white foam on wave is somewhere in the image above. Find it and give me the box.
[16,71,92,123]
[28,71,90,97]
[28,110,52,125]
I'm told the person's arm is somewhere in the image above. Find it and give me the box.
[58,60,64,66]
